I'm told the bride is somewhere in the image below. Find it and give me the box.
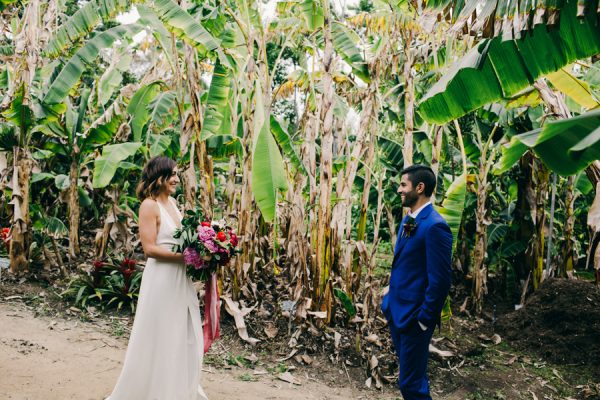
[107,156,208,400]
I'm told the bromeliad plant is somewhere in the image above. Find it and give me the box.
[62,256,142,313]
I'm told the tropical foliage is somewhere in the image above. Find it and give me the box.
[0,0,598,369]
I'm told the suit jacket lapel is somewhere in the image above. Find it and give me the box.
[391,204,434,266]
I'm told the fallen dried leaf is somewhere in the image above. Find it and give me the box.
[301,354,313,365]
[369,355,379,369]
[429,344,454,359]
[222,296,260,346]
[307,310,327,319]
[278,372,301,385]
[334,331,341,349]
[264,323,278,339]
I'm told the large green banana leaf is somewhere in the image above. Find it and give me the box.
[93,142,142,188]
[251,82,288,223]
[377,135,404,171]
[424,0,597,34]
[546,67,600,110]
[331,22,370,84]
[300,0,324,31]
[97,52,131,107]
[435,172,467,255]
[270,116,306,175]
[127,83,162,142]
[148,0,219,54]
[147,91,177,131]
[496,109,600,176]
[44,0,130,58]
[419,0,600,124]
[199,60,232,140]
[2,85,33,135]
[206,135,243,160]
[137,5,175,68]
[43,24,143,105]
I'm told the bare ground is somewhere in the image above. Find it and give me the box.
[2,278,600,400]
[0,300,363,400]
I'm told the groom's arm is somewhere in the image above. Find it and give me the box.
[417,222,453,328]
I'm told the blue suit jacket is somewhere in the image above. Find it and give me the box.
[381,204,453,331]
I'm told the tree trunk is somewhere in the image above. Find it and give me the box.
[531,160,550,290]
[315,6,335,312]
[373,169,385,246]
[351,137,376,295]
[385,205,397,246]
[585,161,600,273]
[471,164,488,314]
[67,157,80,259]
[9,148,32,273]
[402,31,415,169]
[233,38,259,300]
[225,155,237,215]
[430,126,443,183]
[560,175,576,278]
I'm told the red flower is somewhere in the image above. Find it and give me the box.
[0,227,10,245]
[216,231,227,242]
[201,221,211,227]
[122,268,133,280]
[128,259,136,269]
[93,260,103,270]
[229,233,238,247]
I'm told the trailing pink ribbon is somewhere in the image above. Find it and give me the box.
[203,272,220,353]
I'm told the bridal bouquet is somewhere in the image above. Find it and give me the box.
[172,208,238,353]
[173,210,239,282]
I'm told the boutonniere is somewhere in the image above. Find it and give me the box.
[402,216,418,238]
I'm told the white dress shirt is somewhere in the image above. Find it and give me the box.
[409,201,431,219]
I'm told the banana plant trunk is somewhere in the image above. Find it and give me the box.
[67,157,80,259]
[472,164,489,314]
[351,136,376,295]
[9,148,32,273]
[585,161,600,272]
[531,159,550,290]
[315,2,335,319]
[560,176,576,277]
[402,31,415,169]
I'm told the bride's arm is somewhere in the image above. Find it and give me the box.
[139,199,184,263]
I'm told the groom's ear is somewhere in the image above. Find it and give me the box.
[416,182,425,194]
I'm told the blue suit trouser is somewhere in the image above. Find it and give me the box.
[389,321,435,400]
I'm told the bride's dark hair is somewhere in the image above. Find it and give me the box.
[136,156,177,200]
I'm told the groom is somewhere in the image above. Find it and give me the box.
[381,164,453,400]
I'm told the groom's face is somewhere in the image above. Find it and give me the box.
[398,174,419,208]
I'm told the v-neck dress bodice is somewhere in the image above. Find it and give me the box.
[155,199,183,250]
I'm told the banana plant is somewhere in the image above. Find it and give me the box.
[419,0,600,124]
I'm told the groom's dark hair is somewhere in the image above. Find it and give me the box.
[401,164,436,197]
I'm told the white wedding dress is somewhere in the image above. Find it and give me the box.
[107,198,208,400]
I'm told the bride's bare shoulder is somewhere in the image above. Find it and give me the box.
[139,198,159,215]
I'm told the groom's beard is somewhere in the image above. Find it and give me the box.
[401,190,418,208]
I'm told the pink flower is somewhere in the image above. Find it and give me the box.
[197,226,216,242]
[183,248,204,269]
[203,240,220,253]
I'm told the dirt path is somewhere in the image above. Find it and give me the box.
[0,301,367,400]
